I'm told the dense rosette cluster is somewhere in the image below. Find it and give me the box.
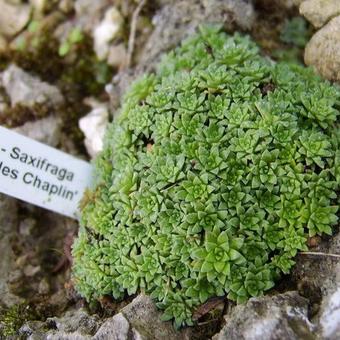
[72,26,340,328]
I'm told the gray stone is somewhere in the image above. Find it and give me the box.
[31,0,47,14]
[107,43,127,68]
[93,6,123,61]
[304,15,340,82]
[121,294,186,340]
[23,264,41,277]
[59,0,74,14]
[94,313,130,340]
[284,229,340,339]
[14,115,62,147]
[320,287,340,340]
[139,0,255,70]
[20,309,101,339]
[300,0,340,28]
[47,309,100,336]
[0,194,18,245]
[0,0,31,38]
[91,294,188,340]
[19,217,36,236]
[78,102,109,158]
[74,0,111,33]
[0,194,20,307]
[18,320,46,340]
[46,333,92,340]
[213,292,316,340]
[1,64,64,108]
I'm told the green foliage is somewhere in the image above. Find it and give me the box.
[72,26,340,328]
[280,17,310,48]
[59,27,84,57]
[0,304,38,337]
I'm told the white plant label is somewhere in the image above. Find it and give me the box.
[0,126,93,219]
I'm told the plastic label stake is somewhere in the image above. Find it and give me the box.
[0,126,93,219]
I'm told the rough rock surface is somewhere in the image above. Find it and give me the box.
[213,292,315,340]
[120,294,186,340]
[14,115,62,147]
[93,313,130,340]
[0,0,31,38]
[139,0,255,69]
[74,0,111,33]
[20,294,188,340]
[93,6,123,61]
[1,64,64,108]
[320,287,340,340]
[79,103,109,158]
[304,15,340,82]
[19,309,101,339]
[292,230,340,340]
[300,0,340,28]
[48,309,101,337]
[92,294,194,339]
[0,194,20,307]
[30,0,46,14]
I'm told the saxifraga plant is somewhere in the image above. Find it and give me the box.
[72,26,340,328]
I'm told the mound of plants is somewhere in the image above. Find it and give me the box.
[72,26,340,328]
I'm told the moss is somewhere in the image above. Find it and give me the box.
[0,303,40,337]
[252,0,313,64]
[0,103,50,128]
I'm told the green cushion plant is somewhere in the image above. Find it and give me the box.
[72,26,340,328]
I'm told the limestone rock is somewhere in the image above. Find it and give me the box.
[20,309,101,339]
[139,0,255,70]
[78,102,109,158]
[74,0,111,33]
[121,294,186,340]
[92,294,190,339]
[0,194,20,307]
[214,292,316,340]
[59,0,74,14]
[107,43,127,68]
[304,15,340,81]
[291,226,340,338]
[300,0,340,28]
[0,0,31,38]
[93,6,123,61]
[14,116,62,147]
[1,64,64,108]
[48,309,101,336]
[94,313,130,340]
[320,287,340,340]
[30,0,47,14]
